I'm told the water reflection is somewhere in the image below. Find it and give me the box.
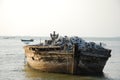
[23,64,111,80]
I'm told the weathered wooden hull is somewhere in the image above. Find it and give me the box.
[26,56,73,73]
[24,45,111,74]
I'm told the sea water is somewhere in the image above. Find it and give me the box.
[0,37,120,80]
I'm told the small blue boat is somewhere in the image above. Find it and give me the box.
[21,39,34,42]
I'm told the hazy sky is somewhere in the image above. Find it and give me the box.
[0,0,120,37]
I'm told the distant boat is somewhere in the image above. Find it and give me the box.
[21,39,34,42]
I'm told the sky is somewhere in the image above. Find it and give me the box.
[0,0,120,37]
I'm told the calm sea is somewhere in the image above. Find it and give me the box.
[0,37,120,80]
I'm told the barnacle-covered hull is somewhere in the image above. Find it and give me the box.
[24,45,111,74]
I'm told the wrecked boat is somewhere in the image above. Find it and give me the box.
[23,31,111,74]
